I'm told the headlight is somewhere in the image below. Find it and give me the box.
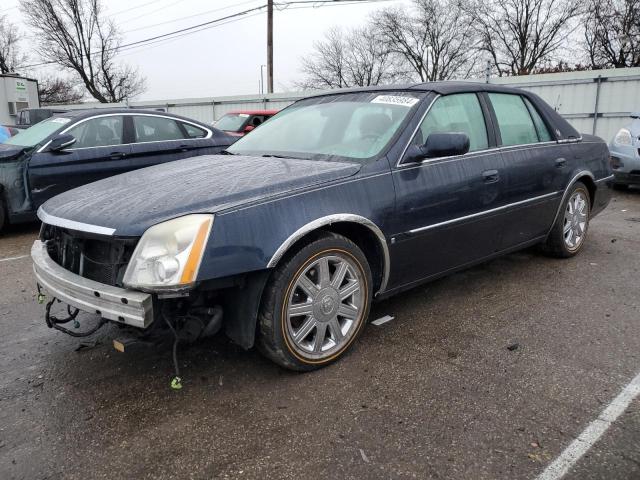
[613,128,632,146]
[123,214,213,291]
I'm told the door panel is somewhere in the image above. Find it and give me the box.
[28,115,131,208]
[28,145,133,209]
[388,152,507,288]
[497,143,571,247]
[486,93,570,248]
[387,93,507,289]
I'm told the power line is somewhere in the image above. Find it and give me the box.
[119,0,187,25]
[16,0,394,70]
[124,0,262,33]
[109,0,169,17]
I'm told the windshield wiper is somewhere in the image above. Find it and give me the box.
[219,150,235,155]
[261,154,303,159]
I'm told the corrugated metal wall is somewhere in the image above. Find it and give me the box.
[59,67,640,142]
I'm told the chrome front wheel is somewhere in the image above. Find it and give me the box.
[285,253,365,360]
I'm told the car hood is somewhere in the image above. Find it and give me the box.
[0,143,26,161]
[41,154,361,236]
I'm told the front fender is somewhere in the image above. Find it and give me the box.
[197,171,395,286]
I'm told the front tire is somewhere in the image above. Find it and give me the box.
[541,181,591,258]
[257,233,372,371]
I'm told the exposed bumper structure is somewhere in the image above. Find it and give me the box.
[32,240,154,329]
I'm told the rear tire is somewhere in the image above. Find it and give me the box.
[541,181,590,258]
[257,232,372,371]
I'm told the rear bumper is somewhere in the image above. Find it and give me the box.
[31,240,154,329]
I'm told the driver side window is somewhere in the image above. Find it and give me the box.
[414,94,488,152]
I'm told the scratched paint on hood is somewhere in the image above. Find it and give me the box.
[41,155,361,236]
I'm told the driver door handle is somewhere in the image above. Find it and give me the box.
[109,152,126,160]
[482,169,500,183]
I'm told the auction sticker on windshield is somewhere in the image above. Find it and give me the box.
[51,118,71,124]
[371,95,419,107]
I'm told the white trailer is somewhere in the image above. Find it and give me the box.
[0,74,40,125]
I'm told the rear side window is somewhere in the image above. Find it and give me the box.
[489,93,540,146]
[181,122,207,138]
[523,97,553,142]
[133,116,185,142]
[414,93,488,152]
[66,116,124,149]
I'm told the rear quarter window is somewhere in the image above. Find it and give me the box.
[489,93,540,146]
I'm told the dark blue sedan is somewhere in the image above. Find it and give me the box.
[0,109,233,231]
[32,83,612,373]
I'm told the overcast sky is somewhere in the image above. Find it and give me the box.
[1,0,410,101]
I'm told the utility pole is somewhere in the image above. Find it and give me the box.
[267,0,274,94]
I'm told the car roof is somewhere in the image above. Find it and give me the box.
[54,108,211,127]
[306,81,534,98]
[226,110,279,115]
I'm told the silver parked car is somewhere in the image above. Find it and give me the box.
[609,113,640,188]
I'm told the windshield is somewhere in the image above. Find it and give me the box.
[215,113,249,132]
[227,91,423,161]
[4,116,71,148]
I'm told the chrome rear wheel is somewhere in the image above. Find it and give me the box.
[563,190,589,251]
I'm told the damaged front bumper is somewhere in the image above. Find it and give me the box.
[31,240,154,329]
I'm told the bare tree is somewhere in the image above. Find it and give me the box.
[468,0,582,76]
[371,0,477,82]
[0,14,28,74]
[21,0,146,102]
[297,27,403,89]
[584,0,640,68]
[38,76,84,104]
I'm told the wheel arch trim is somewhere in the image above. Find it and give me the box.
[266,214,390,295]
[547,170,596,237]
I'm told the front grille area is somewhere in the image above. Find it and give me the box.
[40,224,139,287]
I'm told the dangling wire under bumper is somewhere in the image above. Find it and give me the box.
[45,297,108,337]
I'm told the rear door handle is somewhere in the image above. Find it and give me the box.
[482,169,499,183]
[555,157,567,168]
[179,144,193,152]
[110,152,126,160]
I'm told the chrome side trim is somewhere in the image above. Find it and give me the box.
[38,207,116,236]
[547,170,596,236]
[407,191,560,235]
[32,240,153,329]
[266,214,391,296]
[595,174,614,183]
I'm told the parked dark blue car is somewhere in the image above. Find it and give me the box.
[0,109,233,231]
[32,83,612,372]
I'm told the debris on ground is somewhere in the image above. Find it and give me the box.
[359,449,370,463]
[75,340,100,352]
[371,315,394,326]
[507,343,520,351]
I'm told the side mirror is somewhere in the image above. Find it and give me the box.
[403,132,470,163]
[49,134,76,152]
[244,125,255,134]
